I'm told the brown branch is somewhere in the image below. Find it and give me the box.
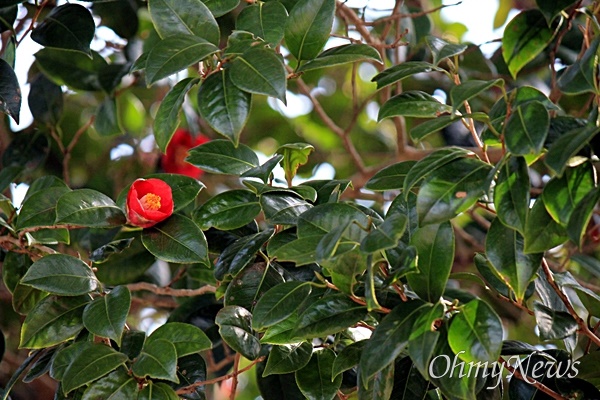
[229,353,241,400]
[16,0,50,46]
[498,357,567,400]
[126,282,216,297]
[362,1,463,26]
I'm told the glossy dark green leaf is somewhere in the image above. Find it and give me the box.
[502,9,554,78]
[364,161,416,191]
[31,4,95,55]
[315,220,352,262]
[371,61,444,89]
[204,0,240,17]
[417,157,491,225]
[252,281,311,331]
[293,294,367,340]
[260,193,312,225]
[2,252,31,295]
[494,156,529,233]
[407,222,454,302]
[543,162,595,226]
[83,286,130,346]
[474,253,511,298]
[145,35,219,84]
[120,330,146,360]
[148,322,212,357]
[11,284,48,316]
[331,340,364,379]
[0,5,17,34]
[358,362,395,400]
[298,43,382,72]
[141,214,209,265]
[448,299,503,363]
[236,1,288,46]
[407,302,444,379]
[81,368,138,400]
[154,78,199,152]
[28,74,63,125]
[263,342,313,376]
[170,354,206,398]
[51,342,88,381]
[62,343,128,394]
[299,179,352,205]
[504,101,549,155]
[148,0,219,45]
[410,115,455,142]
[95,96,123,136]
[379,90,453,121]
[93,0,139,40]
[359,301,425,384]
[567,187,600,248]
[426,36,468,65]
[558,36,600,94]
[215,306,261,360]
[278,143,314,185]
[230,47,286,102]
[450,79,503,112]
[16,186,70,230]
[0,57,20,123]
[546,125,600,177]
[321,250,365,295]
[132,339,178,382]
[56,189,125,227]
[554,271,600,317]
[533,302,577,340]
[297,203,369,242]
[138,381,180,400]
[524,197,567,253]
[197,70,252,145]
[284,0,335,61]
[20,295,88,349]
[260,312,300,345]
[295,348,341,400]
[429,336,477,399]
[537,0,577,22]
[224,261,284,310]
[187,139,258,175]
[94,239,156,286]
[23,347,56,383]
[21,254,98,296]
[214,229,274,279]
[194,189,260,230]
[268,234,320,266]
[241,154,284,183]
[486,218,542,302]
[35,48,107,92]
[360,214,407,253]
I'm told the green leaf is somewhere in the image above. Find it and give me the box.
[322,250,366,295]
[567,187,600,248]
[21,254,98,296]
[533,302,578,340]
[502,9,554,78]
[194,189,260,231]
[31,4,95,55]
[426,36,468,65]
[364,161,416,191]
[138,381,180,400]
[410,115,455,142]
[407,302,444,379]
[62,343,128,394]
[224,261,285,310]
[0,58,20,123]
[82,369,138,400]
[132,339,178,383]
[268,234,321,266]
[558,36,600,94]
[95,96,123,136]
[2,252,31,295]
[429,335,477,399]
[214,229,274,279]
[360,214,407,253]
[51,342,88,380]
[16,186,70,230]
[407,222,454,302]
[545,124,600,176]
[417,157,492,225]
[332,340,365,379]
[204,0,240,17]
[252,281,312,331]
[154,78,199,152]
[486,218,542,302]
[504,101,549,155]
[260,312,300,345]
[450,79,504,112]
[524,197,567,253]
[145,35,219,84]
[293,293,367,340]
[35,48,107,92]
[216,306,261,360]
[197,70,252,145]
[358,362,395,400]
[263,342,313,376]
[141,214,209,265]
[448,299,503,363]
[537,0,577,23]
[298,43,382,72]
[543,162,595,226]
[284,0,335,61]
[230,47,286,102]
[371,61,444,89]
[147,322,212,357]
[378,90,453,121]
[315,221,352,262]
[11,284,48,316]
[28,73,63,126]
[295,348,341,400]
[241,154,284,183]
[120,330,146,360]
[56,189,126,227]
[148,0,219,45]
[236,1,288,46]
[20,295,88,349]
[260,193,312,225]
[142,173,205,212]
[278,143,314,185]
[187,139,258,175]
[297,203,370,242]
[83,286,130,346]
[170,354,206,397]
[494,156,530,233]
[359,301,425,384]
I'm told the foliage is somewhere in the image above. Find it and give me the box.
[1,0,600,399]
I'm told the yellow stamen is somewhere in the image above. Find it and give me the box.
[140,193,162,211]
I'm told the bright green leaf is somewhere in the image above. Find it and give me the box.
[148,0,219,44]
[284,0,335,61]
[194,189,261,230]
[187,139,258,175]
[21,254,98,296]
[298,43,382,72]
[295,348,341,400]
[494,156,530,233]
[147,322,212,357]
[132,339,179,383]
[56,189,125,227]
[83,286,130,346]
[216,306,261,360]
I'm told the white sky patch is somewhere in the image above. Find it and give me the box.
[267,91,313,118]
[10,183,29,210]
[110,143,135,160]
[433,88,448,104]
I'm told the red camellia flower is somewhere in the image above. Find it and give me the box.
[126,178,174,228]
[161,129,209,179]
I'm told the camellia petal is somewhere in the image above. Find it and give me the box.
[126,178,174,228]
[161,129,209,179]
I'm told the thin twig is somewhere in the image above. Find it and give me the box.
[126,282,216,297]
[229,353,241,400]
[498,357,567,400]
[16,0,50,46]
